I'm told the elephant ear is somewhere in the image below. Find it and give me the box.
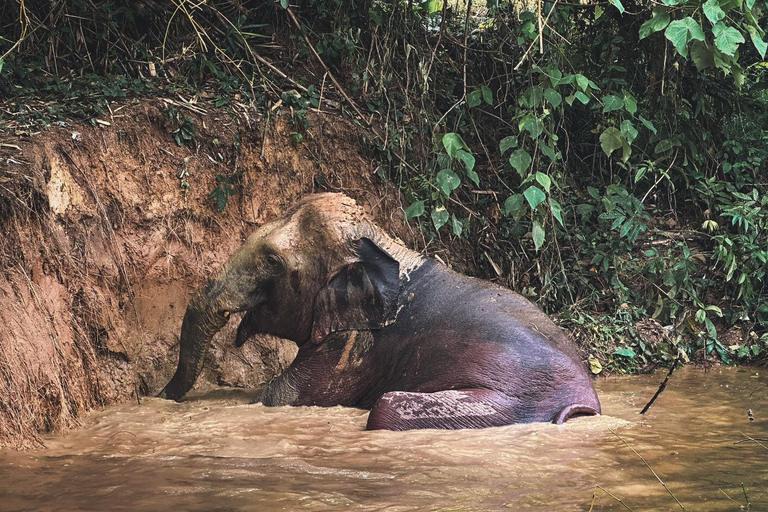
[311,237,400,343]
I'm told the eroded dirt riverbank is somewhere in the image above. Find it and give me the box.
[1,366,765,511]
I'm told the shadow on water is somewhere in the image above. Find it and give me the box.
[0,366,766,511]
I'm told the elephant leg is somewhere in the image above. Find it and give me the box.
[365,389,525,431]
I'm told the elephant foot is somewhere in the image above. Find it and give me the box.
[365,389,524,431]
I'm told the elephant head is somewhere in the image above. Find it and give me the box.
[159,194,412,400]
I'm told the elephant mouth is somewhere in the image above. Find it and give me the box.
[234,306,265,347]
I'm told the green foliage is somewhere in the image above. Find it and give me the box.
[209,172,242,212]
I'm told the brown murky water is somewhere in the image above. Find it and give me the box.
[1,366,766,511]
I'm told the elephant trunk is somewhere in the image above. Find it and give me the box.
[159,290,231,401]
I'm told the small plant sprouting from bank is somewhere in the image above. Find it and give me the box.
[209,171,242,212]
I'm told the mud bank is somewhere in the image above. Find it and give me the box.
[0,101,413,448]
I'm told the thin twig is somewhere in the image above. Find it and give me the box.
[640,353,681,414]
[737,431,768,450]
[590,485,635,512]
[610,428,686,511]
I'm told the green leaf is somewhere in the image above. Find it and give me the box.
[620,120,638,145]
[595,5,604,20]
[654,138,674,153]
[504,194,525,216]
[0,58,4,75]
[713,22,746,56]
[602,95,624,113]
[690,41,715,70]
[639,8,671,40]
[544,88,562,108]
[523,185,547,210]
[532,221,545,251]
[500,136,518,155]
[442,133,467,157]
[431,207,449,230]
[639,115,657,134]
[405,200,425,219]
[535,172,552,193]
[610,0,625,14]
[455,149,476,173]
[613,347,636,358]
[623,93,638,115]
[467,169,480,187]
[451,214,463,237]
[481,84,493,105]
[509,149,532,177]
[599,127,625,158]
[747,26,768,59]
[549,197,564,226]
[540,144,558,162]
[522,116,544,138]
[703,0,726,24]
[661,0,685,5]
[468,90,482,108]
[279,0,288,8]
[576,74,589,91]
[574,91,590,104]
[436,169,461,196]
[665,17,706,58]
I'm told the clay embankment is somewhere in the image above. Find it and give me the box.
[0,102,412,448]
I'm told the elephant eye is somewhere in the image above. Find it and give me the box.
[265,253,282,266]
[218,310,230,319]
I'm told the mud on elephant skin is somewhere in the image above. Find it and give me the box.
[160,193,601,430]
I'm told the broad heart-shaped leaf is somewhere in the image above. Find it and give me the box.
[610,0,625,14]
[690,41,715,70]
[713,22,746,56]
[454,149,476,174]
[602,95,624,113]
[503,194,525,216]
[509,149,532,177]
[431,207,449,231]
[467,169,480,187]
[436,169,461,196]
[523,185,547,211]
[481,85,493,105]
[535,172,552,193]
[532,220,545,251]
[665,17,705,58]
[442,132,468,157]
[639,7,670,40]
[703,0,725,25]
[620,120,638,145]
[544,88,562,108]
[499,136,518,155]
[747,25,768,59]
[600,127,625,158]
[405,200,425,219]
[521,116,544,139]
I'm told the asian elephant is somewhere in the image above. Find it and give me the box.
[159,193,601,430]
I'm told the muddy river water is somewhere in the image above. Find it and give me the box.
[1,366,766,511]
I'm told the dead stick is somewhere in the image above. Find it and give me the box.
[640,354,681,415]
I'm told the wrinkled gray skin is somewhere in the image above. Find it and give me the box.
[160,193,601,430]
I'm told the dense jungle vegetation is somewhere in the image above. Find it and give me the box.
[1,0,767,373]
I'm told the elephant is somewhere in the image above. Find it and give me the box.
[160,193,601,430]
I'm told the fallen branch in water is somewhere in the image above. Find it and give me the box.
[589,485,635,512]
[736,431,768,450]
[640,353,682,415]
[610,428,687,511]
